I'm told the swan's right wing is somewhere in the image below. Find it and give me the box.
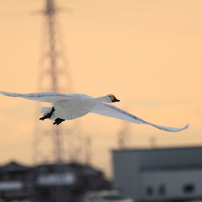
[90,103,189,132]
[0,91,74,103]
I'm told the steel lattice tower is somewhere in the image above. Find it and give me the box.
[33,0,83,166]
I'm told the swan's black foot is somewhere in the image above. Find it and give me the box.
[53,118,65,125]
[39,107,55,121]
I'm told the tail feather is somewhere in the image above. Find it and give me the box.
[40,107,52,116]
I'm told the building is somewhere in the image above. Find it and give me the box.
[112,146,202,201]
[0,161,111,202]
[0,161,34,201]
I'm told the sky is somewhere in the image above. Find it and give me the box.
[0,0,202,177]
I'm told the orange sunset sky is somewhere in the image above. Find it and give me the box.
[0,0,201,177]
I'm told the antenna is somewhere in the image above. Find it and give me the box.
[85,136,92,165]
[118,121,130,149]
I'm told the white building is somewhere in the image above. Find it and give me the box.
[112,146,202,201]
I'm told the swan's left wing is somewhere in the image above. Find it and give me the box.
[0,91,74,103]
[90,103,189,132]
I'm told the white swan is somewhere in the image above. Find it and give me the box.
[0,91,189,132]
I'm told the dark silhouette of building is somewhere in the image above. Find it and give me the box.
[0,161,111,202]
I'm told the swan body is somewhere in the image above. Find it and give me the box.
[0,91,189,132]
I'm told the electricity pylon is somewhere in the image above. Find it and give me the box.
[33,0,83,167]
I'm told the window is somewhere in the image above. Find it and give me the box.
[183,184,195,194]
[146,186,154,196]
[158,184,166,195]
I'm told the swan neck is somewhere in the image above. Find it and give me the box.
[94,96,106,104]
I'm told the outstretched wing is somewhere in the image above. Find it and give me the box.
[0,91,73,103]
[90,103,189,132]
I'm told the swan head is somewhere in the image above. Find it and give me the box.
[106,94,120,103]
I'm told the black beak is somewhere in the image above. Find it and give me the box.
[112,98,120,102]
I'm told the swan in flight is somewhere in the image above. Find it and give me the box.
[0,91,189,132]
